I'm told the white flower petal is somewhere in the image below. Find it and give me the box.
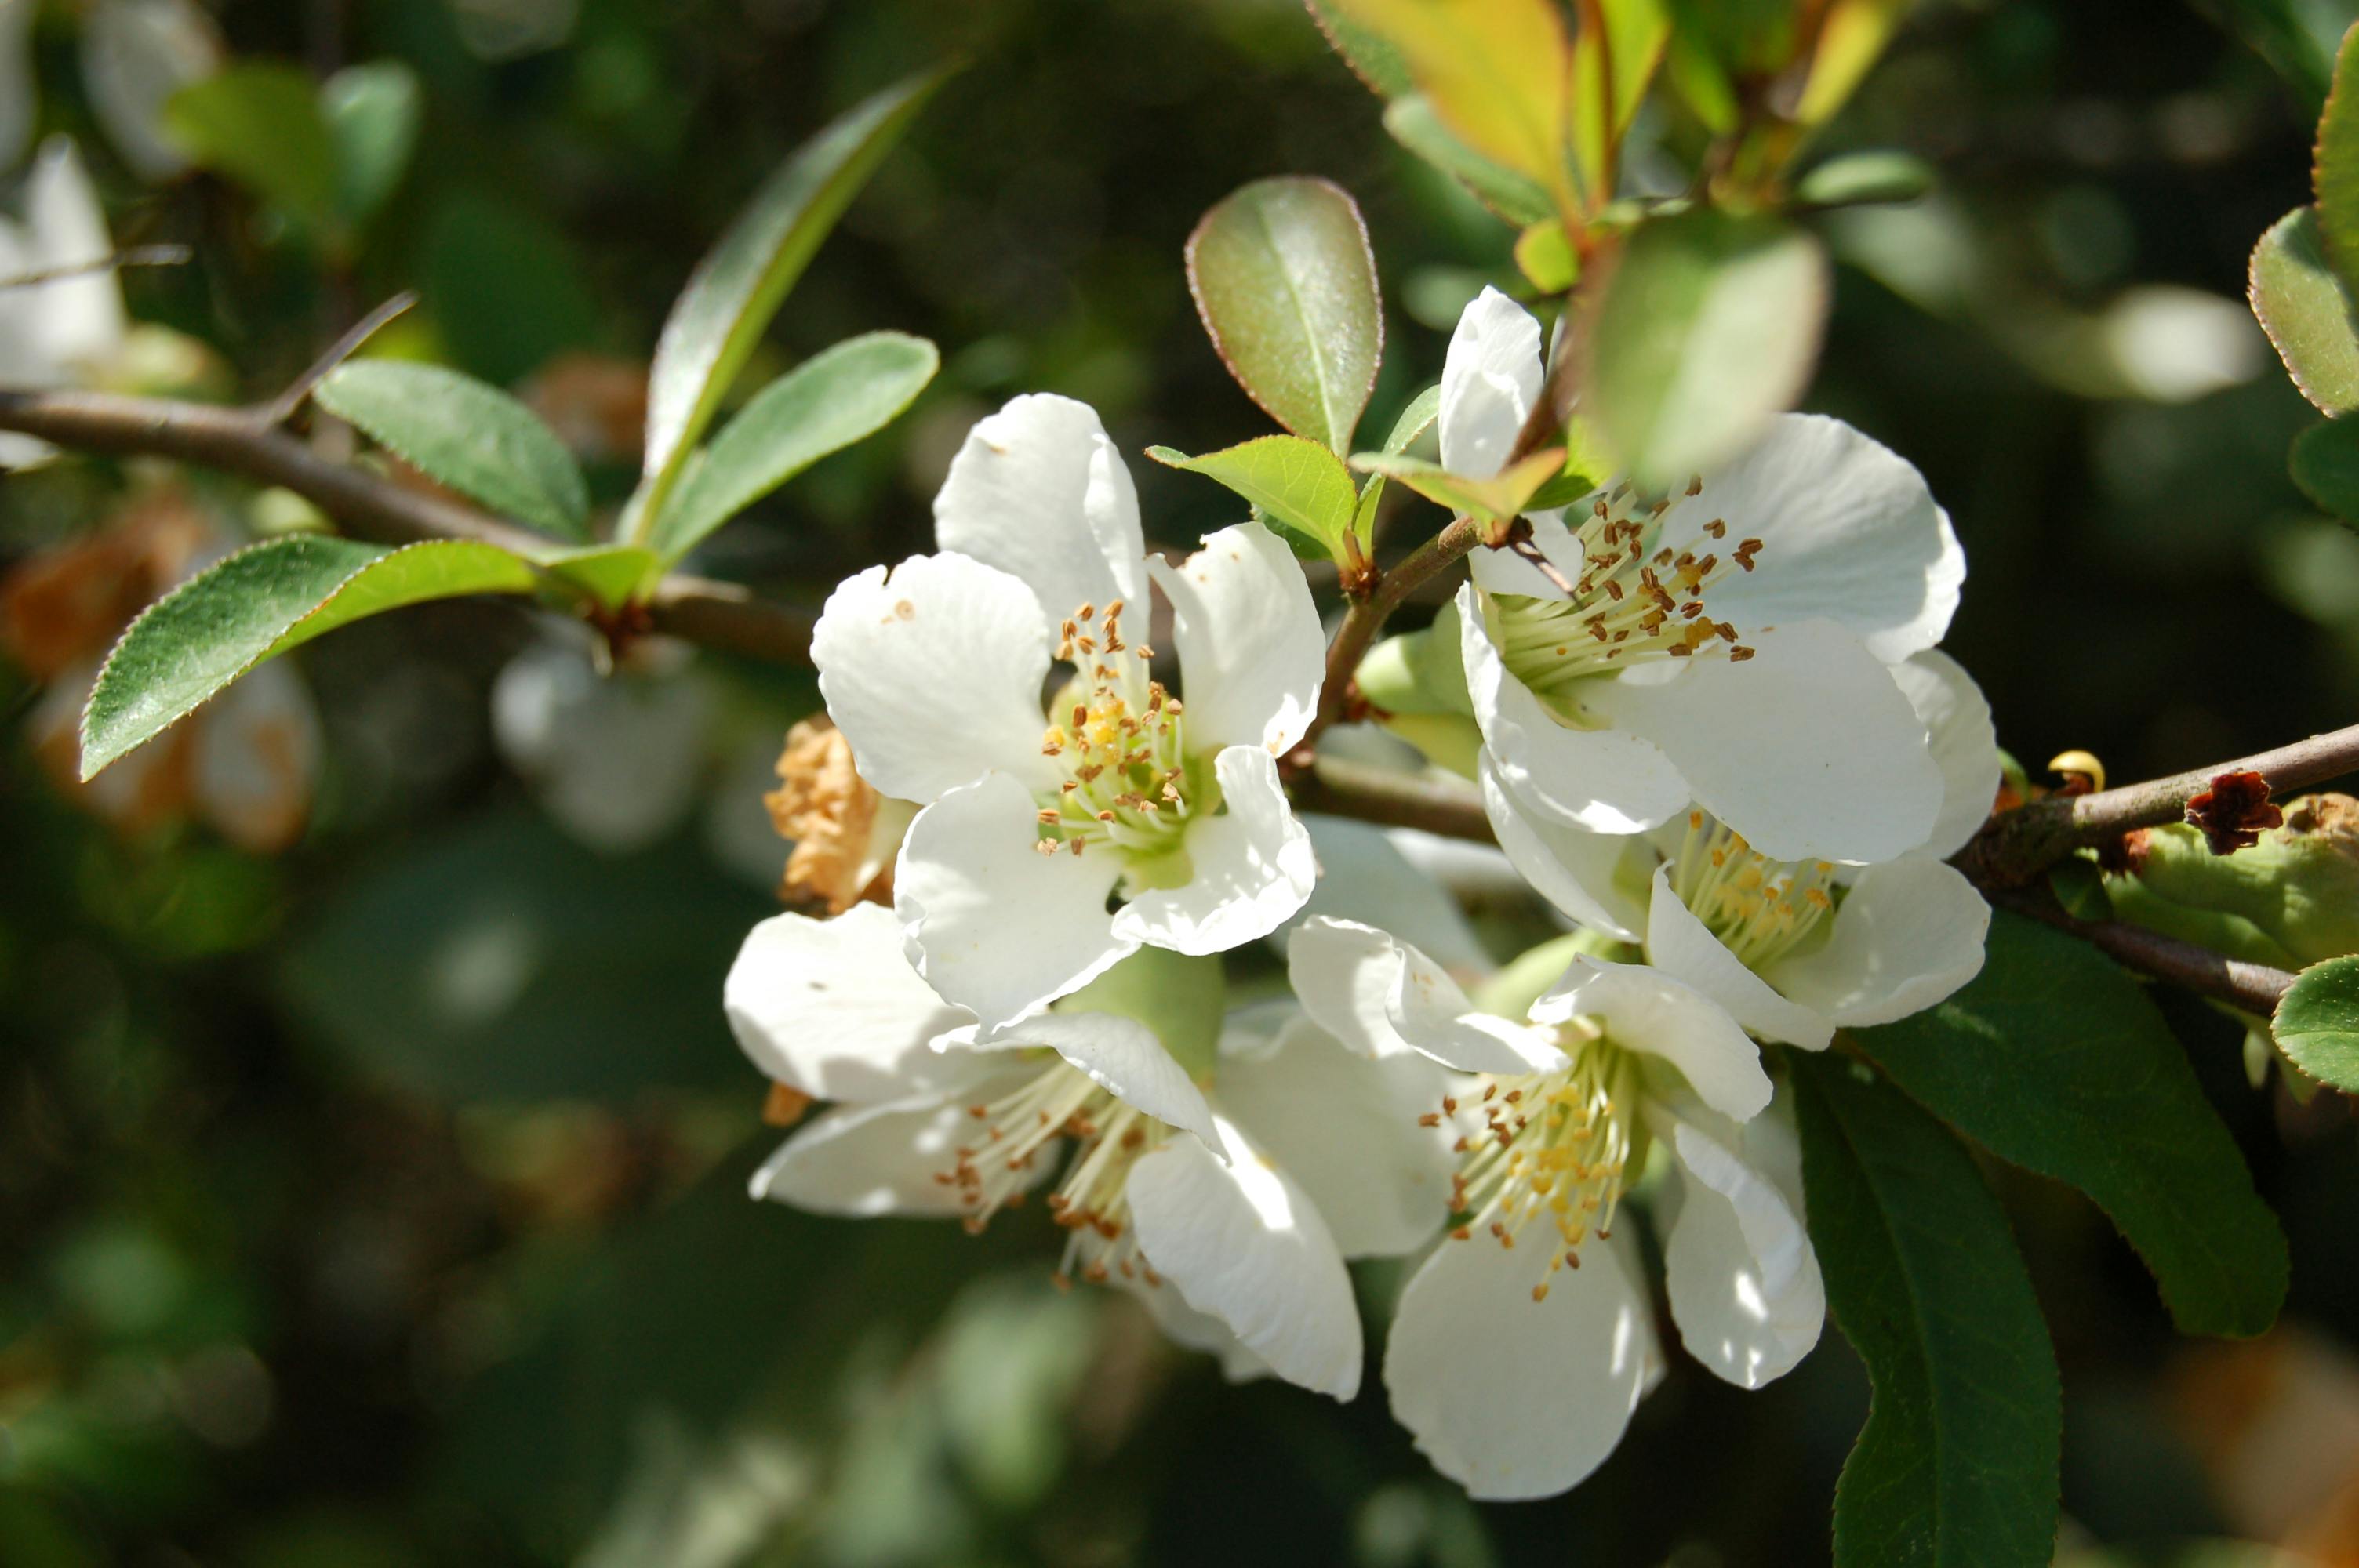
[1287,814,1492,978]
[1149,521,1325,755]
[1122,1272,1274,1384]
[1127,1112,1363,1400]
[750,1074,1038,1217]
[1468,506,1587,598]
[1664,1111,1825,1389]
[1213,1016,1454,1258]
[1644,864,1835,1050]
[1287,916,1562,1075]
[932,393,1146,620]
[1110,745,1315,956]
[1459,583,1688,837]
[1439,286,1541,481]
[1384,1229,1657,1501]
[812,554,1057,804]
[972,1010,1219,1152]
[1766,858,1991,1027]
[82,0,221,182]
[726,905,980,1102]
[1534,956,1772,1120]
[1670,413,1963,664]
[1890,649,2001,862]
[190,654,318,854]
[896,773,1137,1030]
[25,138,128,374]
[1478,753,1647,941]
[1587,619,1941,865]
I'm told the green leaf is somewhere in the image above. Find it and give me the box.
[2292,412,2359,518]
[1514,218,1579,292]
[1348,447,1564,524]
[2194,0,2342,115]
[316,360,591,540]
[81,536,537,779]
[1852,911,2288,1338]
[1187,176,1384,453]
[1792,1053,2063,1568]
[1055,949,1227,1080]
[1382,384,1444,453]
[1795,149,1936,209]
[2274,953,2359,1091]
[322,61,421,225]
[536,545,663,612]
[1305,0,1416,96]
[424,191,602,386]
[1521,416,1616,510]
[2318,23,2359,299]
[650,330,939,562]
[2248,206,2359,414]
[1381,95,1555,227]
[1583,209,1830,489]
[1147,437,1361,560]
[640,71,944,499]
[162,64,339,222]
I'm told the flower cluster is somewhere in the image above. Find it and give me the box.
[724,292,1999,1500]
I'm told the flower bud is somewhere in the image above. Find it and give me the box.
[2106,793,2359,968]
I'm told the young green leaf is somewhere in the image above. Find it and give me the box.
[650,330,938,562]
[1567,0,1668,198]
[535,544,664,612]
[2248,206,2359,413]
[322,61,421,226]
[162,64,339,222]
[1792,1053,2063,1568]
[1381,96,1555,227]
[1381,384,1444,454]
[1303,0,1415,97]
[1329,0,1579,215]
[1349,447,1564,525]
[639,70,945,504]
[1187,176,1384,454]
[316,360,591,540]
[2274,953,2359,1091]
[2316,23,2359,299]
[2292,414,2359,519]
[1147,437,1361,561]
[1852,911,2288,1338]
[1583,209,1830,490]
[1514,218,1578,292]
[82,537,538,779]
[1794,149,1936,209]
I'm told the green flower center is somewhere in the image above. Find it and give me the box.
[1032,597,1197,859]
[1667,810,1838,971]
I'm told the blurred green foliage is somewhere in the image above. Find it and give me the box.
[5,0,2359,1563]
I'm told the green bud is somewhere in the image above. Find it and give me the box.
[1354,597,1473,719]
[1379,710,1484,780]
[1053,947,1227,1081]
[2109,794,2359,967]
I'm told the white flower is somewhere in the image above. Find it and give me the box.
[2,0,224,181]
[812,394,1325,1029]
[1484,650,2001,1048]
[726,905,1455,1399]
[0,138,129,466]
[1289,916,1823,1500]
[1441,287,1965,865]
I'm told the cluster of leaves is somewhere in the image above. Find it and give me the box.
[80,71,948,778]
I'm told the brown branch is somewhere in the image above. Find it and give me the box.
[1303,514,1481,744]
[1991,889,2297,1017]
[0,387,816,663]
[1959,722,2359,888]
[1289,754,1493,841]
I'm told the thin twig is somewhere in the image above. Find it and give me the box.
[1290,754,1493,841]
[0,245,194,289]
[0,387,816,662]
[1991,889,2297,1017]
[263,290,420,426]
[1959,722,2359,887]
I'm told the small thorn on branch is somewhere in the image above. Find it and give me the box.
[263,290,421,426]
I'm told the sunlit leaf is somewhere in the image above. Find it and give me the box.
[1381,95,1554,227]
[536,545,663,612]
[1304,0,1415,96]
[1793,1053,2063,1568]
[1147,437,1362,562]
[1187,176,1383,453]
[316,360,590,539]
[2318,24,2359,299]
[1568,0,1668,196]
[641,71,944,498]
[1348,447,1564,524]
[322,60,421,225]
[1795,148,1935,209]
[2274,953,2359,1091]
[2248,206,2359,413]
[1514,218,1578,292]
[1792,0,1910,125]
[1381,383,1444,453]
[82,537,537,779]
[1853,912,2288,1338]
[1583,209,1829,489]
[651,331,938,562]
[162,64,337,221]
[1331,0,1580,214]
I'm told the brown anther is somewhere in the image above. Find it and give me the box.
[1703,517,1725,537]
[1729,646,1757,662]
[1038,808,1061,824]
[1419,1112,1441,1127]
[1078,603,1095,622]
[1685,475,1703,496]
[1068,837,1085,855]
[762,1083,814,1127]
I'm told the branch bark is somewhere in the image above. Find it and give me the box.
[0,387,816,662]
[1991,889,2296,1017]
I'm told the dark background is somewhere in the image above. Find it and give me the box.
[2,0,2355,1563]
